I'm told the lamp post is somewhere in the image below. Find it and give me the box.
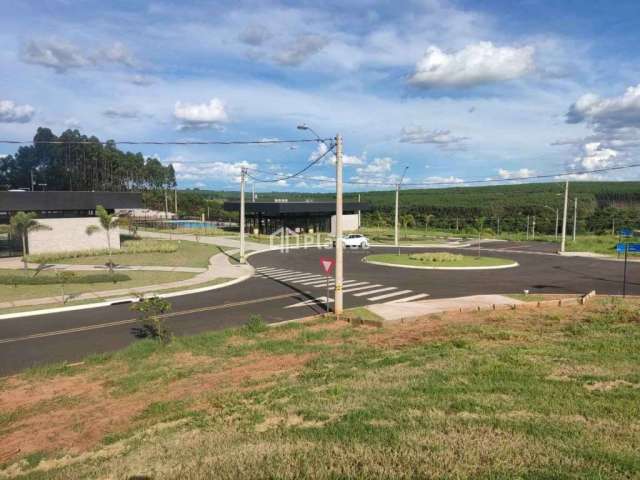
[572,197,578,242]
[560,181,569,253]
[239,167,247,264]
[394,166,409,255]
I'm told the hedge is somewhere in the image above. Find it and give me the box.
[25,240,178,263]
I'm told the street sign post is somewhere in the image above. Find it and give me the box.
[619,228,633,238]
[320,257,335,312]
[616,243,639,297]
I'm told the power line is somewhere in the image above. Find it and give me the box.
[0,138,332,146]
[245,142,336,183]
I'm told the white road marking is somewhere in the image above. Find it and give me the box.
[353,286,396,297]
[342,283,379,293]
[270,273,313,280]
[334,282,369,291]
[386,293,430,303]
[367,289,413,301]
[285,297,333,309]
[256,267,288,273]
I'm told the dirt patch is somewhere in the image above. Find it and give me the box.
[0,352,315,461]
[584,380,640,392]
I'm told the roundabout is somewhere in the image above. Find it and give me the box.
[363,251,518,270]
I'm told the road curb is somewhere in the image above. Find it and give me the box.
[362,258,519,271]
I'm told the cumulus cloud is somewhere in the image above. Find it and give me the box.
[21,38,137,72]
[570,142,618,171]
[309,143,364,166]
[350,157,408,187]
[409,41,535,88]
[127,74,155,86]
[497,168,535,179]
[174,98,229,130]
[0,100,35,123]
[424,176,464,185]
[172,158,255,184]
[566,84,640,130]
[273,35,327,66]
[399,126,468,149]
[238,25,272,46]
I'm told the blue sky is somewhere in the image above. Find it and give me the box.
[1,0,639,191]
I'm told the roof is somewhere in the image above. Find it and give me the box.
[0,191,143,212]
[223,201,370,215]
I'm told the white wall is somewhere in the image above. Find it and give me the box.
[28,217,121,255]
[330,214,360,235]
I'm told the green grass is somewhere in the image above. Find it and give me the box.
[565,234,640,256]
[361,226,453,244]
[47,238,217,268]
[365,252,515,268]
[344,306,384,322]
[3,299,640,479]
[0,269,194,303]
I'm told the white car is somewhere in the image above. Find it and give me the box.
[333,233,369,248]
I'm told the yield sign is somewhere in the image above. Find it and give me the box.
[320,257,335,274]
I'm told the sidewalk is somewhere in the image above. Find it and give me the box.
[0,249,253,310]
[134,230,267,251]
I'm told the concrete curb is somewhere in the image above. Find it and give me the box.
[0,260,254,321]
[369,243,472,248]
[362,257,519,271]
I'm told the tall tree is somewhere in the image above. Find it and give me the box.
[9,212,51,271]
[85,205,119,273]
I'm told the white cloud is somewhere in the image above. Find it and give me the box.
[570,142,618,171]
[309,143,364,166]
[103,107,143,119]
[409,41,535,88]
[399,126,468,148]
[95,42,136,67]
[173,98,229,129]
[273,35,327,66]
[424,176,464,184]
[566,84,640,130]
[497,168,536,179]
[171,158,255,184]
[238,25,272,46]
[128,74,155,86]
[0,100,35,123]
[64,117,81,129]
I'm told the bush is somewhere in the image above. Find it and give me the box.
[408,252,464,263]
[0,273,131,286]
[25,239,178,263]
[131,296,173,344]
[245,314,268,333]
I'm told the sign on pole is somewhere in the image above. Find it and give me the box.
[320,257,335,275]
[320,257,335,312]
[619,228,633,238]
[616,243,640,254]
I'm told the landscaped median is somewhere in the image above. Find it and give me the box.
[364,251,518,270]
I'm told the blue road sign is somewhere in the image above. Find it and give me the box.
[617,243,640,253]
[619,228,633,237]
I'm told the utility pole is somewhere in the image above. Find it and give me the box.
[555,208,559,240]
[357,193,361,230]
[394,166,409,253]
[526,215,530,240]
[334,134,344,315]
[497,217,500,236]
[252,183,256,202]
[560,181,569,253]
[572,197,578,242]
[240,167,247,264]
[174,189,178,215]
[532,216,536,240]
[164,189,168,219]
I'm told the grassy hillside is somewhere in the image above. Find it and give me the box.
[2,298,639,478]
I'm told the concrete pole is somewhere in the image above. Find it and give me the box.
[358,193,361,230]
[394,183,400,247]
[164,190,168,219]
[240,168,246,264]
[334,134,344,315]
[532,216,536,240]
[572,197,578,242]
[174,189,178,214]
[555,209,559,240]
[560,181,569,253]
[526,215,529,240]
[252,183,256,202]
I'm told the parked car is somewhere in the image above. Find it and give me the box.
[333,233,369,248]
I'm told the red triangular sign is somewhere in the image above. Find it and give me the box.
[320,257,335,274]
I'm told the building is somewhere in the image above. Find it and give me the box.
[0,191,142,256]
[223,201,370,235]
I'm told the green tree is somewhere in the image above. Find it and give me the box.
[132,296,173,344]
[423,213,435,233]
[9,211,51,272]
[85,205,119,274]
[400,213,415,239]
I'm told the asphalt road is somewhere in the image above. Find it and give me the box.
[1,241,637,375]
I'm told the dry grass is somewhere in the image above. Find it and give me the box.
[1,298,639,479]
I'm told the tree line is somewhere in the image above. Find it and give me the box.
[0,127,176,192]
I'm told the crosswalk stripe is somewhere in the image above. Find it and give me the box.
[353,286,396,297]
[342,283,379,293]
[256,267,287,272]
[306,279,358,287]
[299,278,332,285]
[269,273,309,280]
[367,289,413,301]
[337,282,369,291]
[291,275,326,282]
[386,293,430,303]
[287,273,324,280]
[258,269,291,275]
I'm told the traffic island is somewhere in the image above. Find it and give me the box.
[363,252,518,270]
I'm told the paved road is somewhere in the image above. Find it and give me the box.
[1,241,637,375]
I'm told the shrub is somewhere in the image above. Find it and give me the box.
[408,252,464,263]
[0,273,131,286]
[131,296,173,344]
[25,239,178,263]
[245,314,268,333]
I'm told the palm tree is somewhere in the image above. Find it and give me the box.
[400,213,415,239]
[10,211,51,272]
[423,213,435,234]
[86,205,119,273]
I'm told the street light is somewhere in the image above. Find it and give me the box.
[297,124,343,315]
[543,205,559,240]
[395,166,409,255]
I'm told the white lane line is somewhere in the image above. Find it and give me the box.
[342,283,378,293]
[353,286,396,297]
[367,289,413,301]
[386,293,430,303]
